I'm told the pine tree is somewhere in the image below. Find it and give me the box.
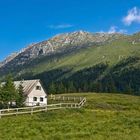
[48,82,56,94]
[83,81,89,92]
[0,84,2,101]
[16,82,26,107]
[2,75,18,108]
[0,84,4,109]
[108,75,117,93]
[56,82,66,94]
[67,81,76,93]
[95,82,102,93]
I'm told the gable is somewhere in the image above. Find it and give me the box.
[28,81,47,97]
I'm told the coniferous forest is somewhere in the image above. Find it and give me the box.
[30,57,140,95]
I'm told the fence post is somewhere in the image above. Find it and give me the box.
[16,108,18,116]
[31,107,33,115]
[45,106,47,112]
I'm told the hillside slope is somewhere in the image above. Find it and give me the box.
[0,31,122,75]
[0,31,140,94]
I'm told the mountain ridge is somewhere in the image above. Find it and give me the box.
[0,30,124,68]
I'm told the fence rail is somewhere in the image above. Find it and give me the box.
[49,95,84,101]
[0,97,86,118]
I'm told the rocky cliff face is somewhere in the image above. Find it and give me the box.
[0,31,123,69]
[0,52,19,68]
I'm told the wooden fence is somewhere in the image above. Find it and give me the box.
[0,97,86,118]
[49,95,84,101]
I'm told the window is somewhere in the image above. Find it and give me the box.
[33,97,37,101]
[36,86,41,90]
[40,97,44,102]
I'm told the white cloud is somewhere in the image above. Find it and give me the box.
[118,29,127,34]
[48,24,74,29]
[108,26,118,34]
[97,30,105,33]
[123,7,140,26]
[97,26,127,34]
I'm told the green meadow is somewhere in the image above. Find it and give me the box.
[0,93,140,140]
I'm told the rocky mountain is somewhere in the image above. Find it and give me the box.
[0,52,19,68]
[0,31,122,68]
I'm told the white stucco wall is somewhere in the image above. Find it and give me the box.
[25,81,47,106]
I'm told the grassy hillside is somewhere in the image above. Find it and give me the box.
[23,36,140,75]
[0,93,140,140]
[1,34,139,78]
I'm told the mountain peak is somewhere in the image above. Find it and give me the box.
[0,30,124,68]
[53,30,91,37]
[73,30,91,34]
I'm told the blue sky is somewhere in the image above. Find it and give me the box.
[0,0,140,61]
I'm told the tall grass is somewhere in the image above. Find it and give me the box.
[0,93,140,140]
